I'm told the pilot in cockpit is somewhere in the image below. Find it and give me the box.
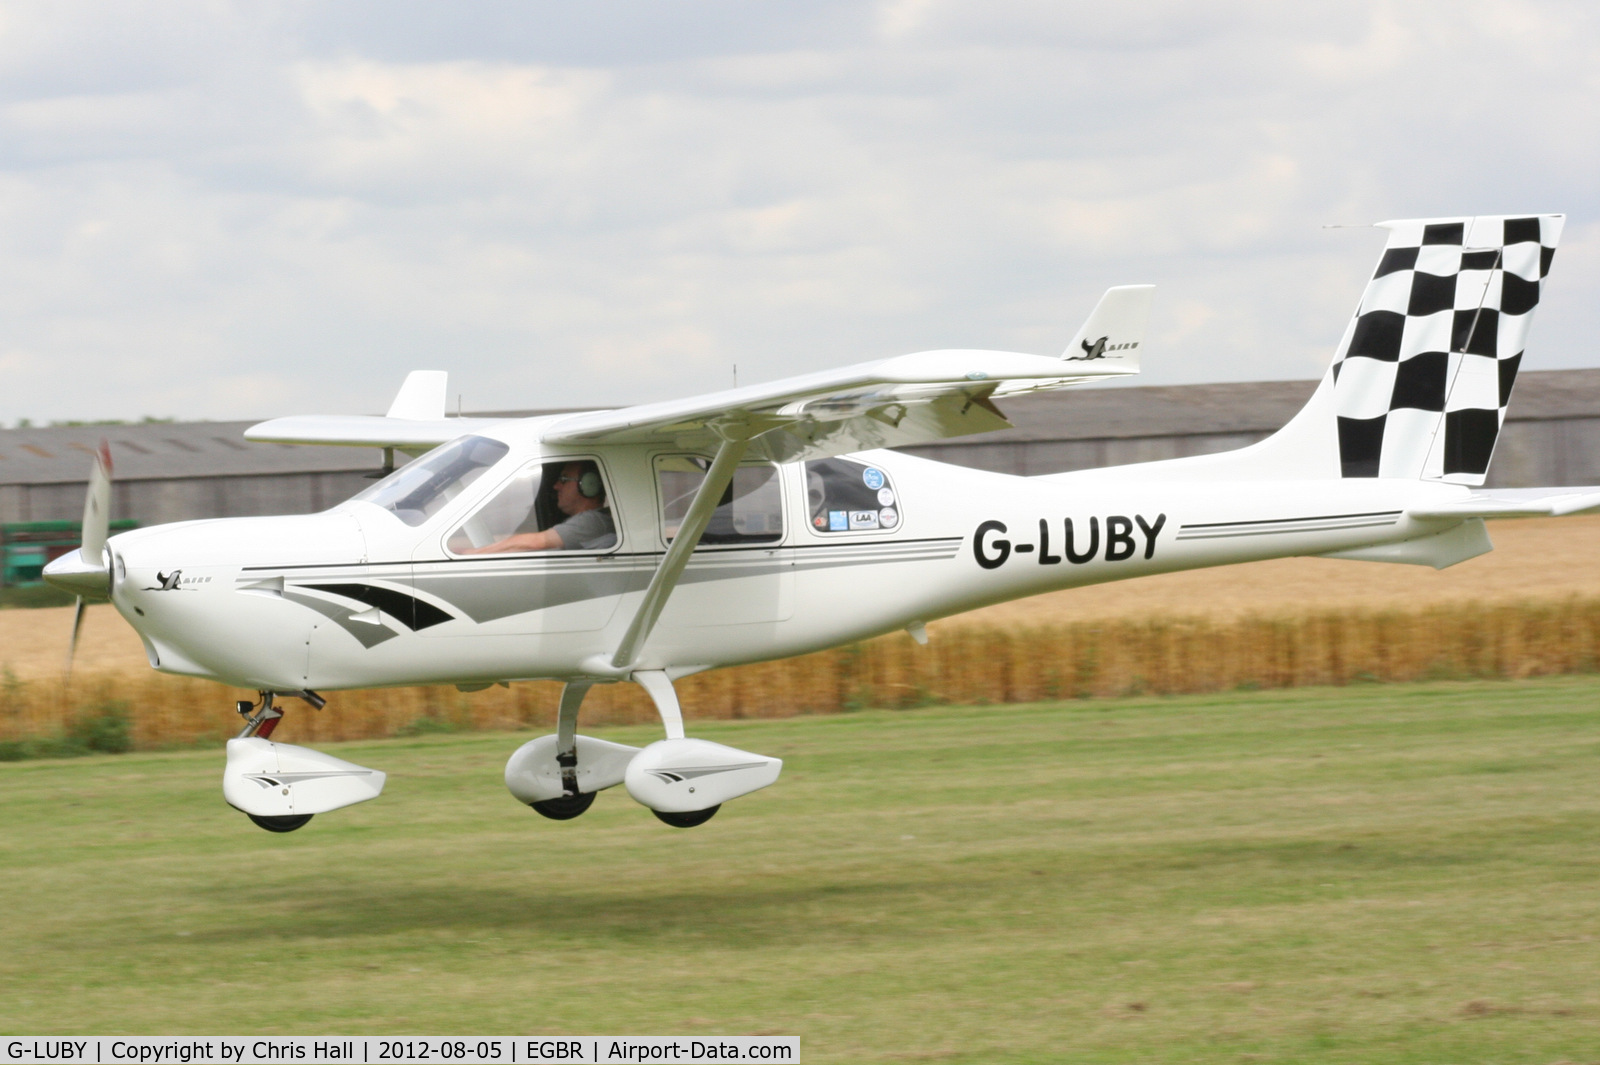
[465,460,616,552]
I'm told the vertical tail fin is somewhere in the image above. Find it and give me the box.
[1327,214,1563,483]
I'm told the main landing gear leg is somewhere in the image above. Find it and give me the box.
[528,682,597,821]
[632,670,719,828]
[633,670,685,740]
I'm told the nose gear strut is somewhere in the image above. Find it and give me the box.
[235,689,326,740]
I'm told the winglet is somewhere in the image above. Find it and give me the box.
[1063,285,1154,371]
[386,371,449,420]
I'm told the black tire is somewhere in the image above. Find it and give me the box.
[652,805,720,828]
[530,791,596,820]
[247,813,313,833]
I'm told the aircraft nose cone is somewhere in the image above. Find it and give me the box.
[43,548,110,600]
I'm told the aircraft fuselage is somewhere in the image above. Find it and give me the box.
[105,422,1476,692]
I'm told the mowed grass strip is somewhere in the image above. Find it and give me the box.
[2,677,1599,1063]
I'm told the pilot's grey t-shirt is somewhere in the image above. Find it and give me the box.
[550,507,616,550]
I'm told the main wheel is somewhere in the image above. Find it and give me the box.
[247,813,313,833]
[530,791,596,821]
[652,805,720,828]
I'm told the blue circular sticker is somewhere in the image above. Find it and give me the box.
[862,468,885,490]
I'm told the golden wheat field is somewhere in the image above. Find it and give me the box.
[3,514,1599,749]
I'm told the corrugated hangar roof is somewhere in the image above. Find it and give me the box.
[3,368,1598,485]
[0,416,559,486]
[0,421,382,485]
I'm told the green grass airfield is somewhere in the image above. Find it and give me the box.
[3,677,1600,1063]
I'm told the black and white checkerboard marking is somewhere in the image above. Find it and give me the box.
[1329,214,1562,484]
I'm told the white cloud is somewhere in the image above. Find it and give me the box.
[0,0,1594,423]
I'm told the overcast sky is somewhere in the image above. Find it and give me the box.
[1,0,1596,423]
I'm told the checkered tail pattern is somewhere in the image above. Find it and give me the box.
[1328,214,1563,484]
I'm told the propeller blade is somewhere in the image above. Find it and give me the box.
[65,596,87,680]
[79,440,113,564]
[44,441,115,599]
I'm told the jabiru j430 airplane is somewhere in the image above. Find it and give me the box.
[45,213,1599,833]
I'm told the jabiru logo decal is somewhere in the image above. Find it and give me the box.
[1068,336,1139,361]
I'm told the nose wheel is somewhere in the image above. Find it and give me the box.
[651,805,720,828]
[227,689,383,834]
[247,813,313,833]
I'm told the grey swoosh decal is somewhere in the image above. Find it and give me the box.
[282,590,400,648]
[247,770,374,789]
[412,566,650,624]
[649,762,769,783]
[269,537,965,633]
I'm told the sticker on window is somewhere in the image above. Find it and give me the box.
[807,458,902,534]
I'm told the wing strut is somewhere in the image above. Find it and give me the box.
[610,432,752,671]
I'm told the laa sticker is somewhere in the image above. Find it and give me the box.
[849,510,880,530]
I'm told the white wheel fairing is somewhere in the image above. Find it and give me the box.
[223,738,385,818]
[504,734,642,804]
[624,738,782,813]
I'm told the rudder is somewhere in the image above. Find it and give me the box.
[1328,214,1562,484]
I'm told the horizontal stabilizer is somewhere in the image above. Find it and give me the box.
[244,415,502,451]
[246,370,498,451]
[1407,487,1600,520]
[1063,285,1154,371]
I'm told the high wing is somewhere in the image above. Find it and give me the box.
[541,344,1139,464]
[242,286,1151,461]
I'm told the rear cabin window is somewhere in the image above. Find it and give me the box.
[805,458,900,533]
[655,456,783,545]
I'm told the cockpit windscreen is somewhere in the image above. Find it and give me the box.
[350,436,509,526]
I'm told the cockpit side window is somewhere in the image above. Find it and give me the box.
[655,455,783,545]
[351,435,509,527]
[446,459,617,554]
[805,458,900,533]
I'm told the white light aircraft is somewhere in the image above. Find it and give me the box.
[46,214,1598,833]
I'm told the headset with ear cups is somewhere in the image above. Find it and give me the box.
[576,466,603,500]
